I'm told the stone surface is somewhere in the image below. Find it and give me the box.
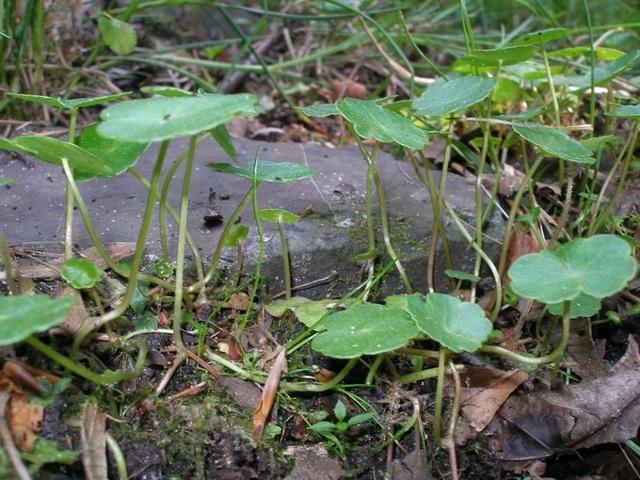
[1,137,504,297]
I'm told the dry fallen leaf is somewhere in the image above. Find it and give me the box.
[330,79,368,101]
[503,230,540,287]
[80,403,108,480]
[253,348,287,439]
[455,367,528,434]
[229,292,249,311]
[0,372,43,452]
[14,243,135,279]
[490,352,640,460]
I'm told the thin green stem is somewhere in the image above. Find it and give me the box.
[480,300,571,365]
[63,109,79,261]
[542,47,561,127]
[365,354,384,385]
[25,336,147,385]
[240,153,265,336]
[0,231,17,296]
[60,158,173,291]
[129,168,204,282]
[173,136,197,354]
[159,153,182,261]
[71,141,169,353]
[443,200,502,320]
[186,187,254,293]
[363,157,377,301]
[427,121,455,292]
[497,156,545,279]
[433,347,446,447]
[206,351,358,393]
[277,220,292,299]
[371,157,412,293]
[106,433,128,480]
[591,122,639,233]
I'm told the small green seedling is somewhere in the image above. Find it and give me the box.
[308,400,375,458]
[257,208,300,299]
[98,13,137,55]
[61,258,103,290]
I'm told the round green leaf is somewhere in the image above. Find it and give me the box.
[389,293,492,353]
[412,76,496,117]
[223,223,249,248]
[13,136,113,175]
[61,258,103,289]
[208,160,316,183]
[513,125,595,164]
[257,208,299,224]
[0,295,75,346]
[509,234,638,304]
[511,28,569,46]
[547,294,601,319]
[444,269,481,282]
[297,103,340,117]
[74,124,147,180]
[606,104,640,118]
[98,14,137,55]
[311,304,419,358]
[457,45,536,67]
[335,98,428,150]
[98,94,258,142]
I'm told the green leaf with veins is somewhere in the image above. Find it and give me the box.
[98,14,137,55]
[257,208,299,224]
[387,293,492,353]
[412,76,496,117]
[98,94,257,142]
[547,294,601,319]
[74,124,147,180]
[61,258,103,289]
[311,303,419,358]
[208,160,316,183]
[298,103,340,117]
[13,136,113,175]
[335,98,428,150]
[0,295,75,346]
[513,125,595,164]
[508,235,637,304]
[457,45,536,67]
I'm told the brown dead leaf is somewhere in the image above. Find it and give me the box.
[503,230,540,287]
[80,403,107,480]
[15,243,135,279]
[5,391,42,452]
[253,348,287,439]
[455,367,528,433]
[229,292,249,311]
[330,79,368,101]
[565,318,607,380]
[0,372,43,452]
[56,285,94,334]
[490,365,640,460]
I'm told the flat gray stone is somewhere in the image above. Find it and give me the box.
[1,138,504,297]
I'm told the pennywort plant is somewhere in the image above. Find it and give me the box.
[0,90,303,382]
